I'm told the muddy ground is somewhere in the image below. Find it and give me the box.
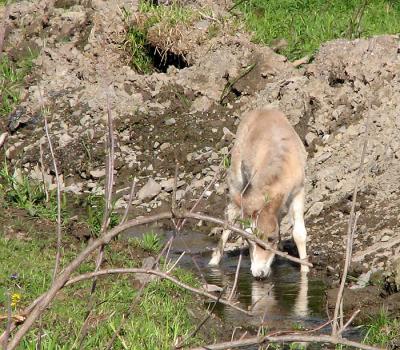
[1,0,400,325]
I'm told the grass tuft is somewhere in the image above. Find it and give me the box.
[0,50,36,116]
[237,0,400,59]
[362,309,399,348]
[130,231,162,253]
[0,162,66,221]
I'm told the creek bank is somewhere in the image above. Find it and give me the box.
[1,0,400,330]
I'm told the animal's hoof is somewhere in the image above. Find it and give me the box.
[300,265,310,273]
[208,257,220,266]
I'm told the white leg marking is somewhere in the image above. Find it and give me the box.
[291,187,309,273]
[209,203,239,266]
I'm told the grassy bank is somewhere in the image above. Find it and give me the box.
[237,0,400,59]
[0,166,205,349]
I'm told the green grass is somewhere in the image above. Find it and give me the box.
[362,309,399,348]
[0,50,36,116]
[0,224,202,349]
[82,194,120,236]
[0,162,66,221]
[130,231,162,253]
[237,0,400,59]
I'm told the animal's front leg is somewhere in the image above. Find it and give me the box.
[209,203,239,266]
[291,187,309,273]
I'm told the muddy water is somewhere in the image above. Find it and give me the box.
[126,229,361,347]
[169,232,326,329]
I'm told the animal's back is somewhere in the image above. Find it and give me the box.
[228,109,306,213]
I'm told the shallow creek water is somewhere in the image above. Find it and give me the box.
[127,229,362,348]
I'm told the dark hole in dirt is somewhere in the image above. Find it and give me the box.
[54,0,78,8]
[148,45,189,72]
[328,76,346,87]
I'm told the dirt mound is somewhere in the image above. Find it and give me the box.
[1,1,400,291]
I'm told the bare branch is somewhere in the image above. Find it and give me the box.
[0,3,9,59]
[63,269,247,314]
[43,113,62,284]
[228,250,242,301]
[79,92,116,345]
[104,235,176,350]
[121,180,135,224]
[189,334,384,350]
[179,211,312,268]
[174,287,226,349]
[39,142,49,203]
[332,119,369,335]
[2,290,11,350]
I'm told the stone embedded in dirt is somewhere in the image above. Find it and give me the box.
[190,95,212,113]
[138,178,161,200]
[307,201,324,217]
[160,142,170,151]
[153,141,160,149]
[164,118,176,126]
[305,132,317,146]
[90,169,106,179]
[381,235,391,242]
[160,178,185,192]
[175,189,185,201]
[136,257,158,285]
[59,133,73,147]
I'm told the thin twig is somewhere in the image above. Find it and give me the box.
[64,269,249,314]
[338,309,360,337]
[177,154,228,231]
[174,287,226,349]
[44,113,62,284]
[228,249,242,301]
[219,63,257,104]
[79,92,115,345]
[39,142,49,203]
[2,290,11,350]
[104,236,175,350]
[121,180,136,224]
[0,3,9,58]
[332,119,369,335]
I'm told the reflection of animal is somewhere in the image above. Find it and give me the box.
[209,109,309,278]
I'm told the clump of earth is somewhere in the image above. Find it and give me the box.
[1,0,400,315]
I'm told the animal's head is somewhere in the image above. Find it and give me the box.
[247,210,279,279]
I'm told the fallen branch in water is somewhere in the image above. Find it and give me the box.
[189,333,384,350]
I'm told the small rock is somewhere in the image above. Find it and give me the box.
[138,178,161,200]
[350,271,371,289]
[160,142,170,151]
[153,141,160,149]
[305,132,316,146]
[165,118,176,126]
[90,169,106,179]
[136,257,157,285]
[381,235,390,242]
[175,189,185,201]
[307,201,324,217]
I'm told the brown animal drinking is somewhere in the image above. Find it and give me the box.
[209,108,309,278]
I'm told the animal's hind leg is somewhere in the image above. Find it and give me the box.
[209,202,240,266]
[290,187,309,273]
